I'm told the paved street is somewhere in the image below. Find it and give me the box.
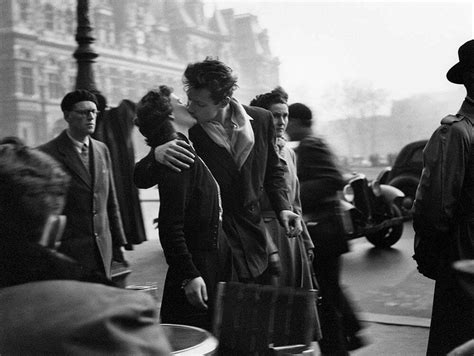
[342,222,433,355]
[125,192,433,355]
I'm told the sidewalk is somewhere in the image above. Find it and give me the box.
[125,200,430,355]
[124,237,430,355]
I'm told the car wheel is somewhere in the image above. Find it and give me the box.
[365,204,404,248]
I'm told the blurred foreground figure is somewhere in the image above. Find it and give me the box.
[0,138,171,355]
[287,103,365,355]
[38,90,129,278]
[413,39,474,354]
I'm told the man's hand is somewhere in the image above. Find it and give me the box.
[307,249,314,262]
[154,139,195,172]
[183,277,208,310]
[279,210,303,238]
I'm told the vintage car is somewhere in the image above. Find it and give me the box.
[377,139,428,210]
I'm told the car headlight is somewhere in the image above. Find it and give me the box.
[343,184,354,202]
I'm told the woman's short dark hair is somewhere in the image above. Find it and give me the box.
[135,86,176,147]
[250,86,288,110]
[0,138,70,241]
[60,90,98,112]
[183,57,238,103]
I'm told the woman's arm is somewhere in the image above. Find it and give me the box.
[157,166,208,309]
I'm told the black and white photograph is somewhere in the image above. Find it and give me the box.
[1,0,473,354]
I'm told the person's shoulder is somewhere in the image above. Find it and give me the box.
[90,137,108,150]
[0,280,156,311]
[0,280,171,355]
[37,131,64,152]
[438,114,472,139]
[440,114,462,125]
[300,135,327,147]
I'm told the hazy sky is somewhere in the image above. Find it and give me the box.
[205,1,473,120]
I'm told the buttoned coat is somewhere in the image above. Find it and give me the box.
[38,130,127,277]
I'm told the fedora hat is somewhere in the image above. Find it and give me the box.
[447,40,474,84]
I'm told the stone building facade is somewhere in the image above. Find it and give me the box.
[0,0,279,146]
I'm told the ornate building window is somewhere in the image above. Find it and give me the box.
[68,75,76,91]
[18,0,30,22]
[44,4,54,31]
[65,9,74,35]
[124,72,135,100]
[20,67,35,95]
[48,73,62,99]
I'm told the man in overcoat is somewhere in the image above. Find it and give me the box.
[134,58,302,284]
[413,39,474,354]
[39,90,128,278]
[286,102,363,354]
[92,99,147,247]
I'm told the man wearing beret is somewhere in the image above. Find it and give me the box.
[413,39,474,354]
[39,90,128,279]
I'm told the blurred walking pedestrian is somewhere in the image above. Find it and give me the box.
[287,102,365,355]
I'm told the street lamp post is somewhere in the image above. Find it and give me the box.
[74,0,98,92]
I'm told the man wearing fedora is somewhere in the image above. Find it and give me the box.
[413,39,474,354]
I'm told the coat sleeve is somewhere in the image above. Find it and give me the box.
[298,137,345,210]
[413,122,470,233]
[289,150,314,251]
[134,148,161,189]
[104,145,128,247]
[262,111,291,214]
[157,166,201,282]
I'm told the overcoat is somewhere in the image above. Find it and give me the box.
[39,130,127,277]
[92,100,146,246]
[261,143,314,288]
[138,134,223,330]
[413,98,474,354]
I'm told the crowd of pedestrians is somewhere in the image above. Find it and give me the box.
[1,40,474,355]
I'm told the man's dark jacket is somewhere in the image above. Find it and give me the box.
[134,105,290,279]
[38,130,128,277]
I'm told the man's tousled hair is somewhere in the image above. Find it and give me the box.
[183,57,238,103]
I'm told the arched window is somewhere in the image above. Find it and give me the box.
[18,0,30,22]
[65,9,74,35]
[48,73,62,99]
[20,67,35,96]
[44,4,54,31]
